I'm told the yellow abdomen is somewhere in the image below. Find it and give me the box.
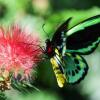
[50,58,66,88]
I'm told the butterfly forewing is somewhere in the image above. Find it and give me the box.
[66,15,100,54]
[52,18,72,51]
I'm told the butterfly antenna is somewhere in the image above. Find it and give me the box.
[42,24,50,38]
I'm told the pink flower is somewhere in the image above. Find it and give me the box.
[0,26,41,80]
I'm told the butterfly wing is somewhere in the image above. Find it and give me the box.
[66,15,100,54]
[63,53,88,84]
[51,17,72,51]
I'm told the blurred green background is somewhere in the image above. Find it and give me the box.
[0,0,100,100]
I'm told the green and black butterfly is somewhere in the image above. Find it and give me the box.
[44,15,100,87]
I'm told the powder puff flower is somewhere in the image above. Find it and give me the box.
[0,26,41,84]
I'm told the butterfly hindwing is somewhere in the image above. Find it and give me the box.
[66,15,100,55]
[63,53,88,84]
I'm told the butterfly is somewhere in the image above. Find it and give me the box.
[44,15,100,88]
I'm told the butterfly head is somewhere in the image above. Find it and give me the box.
[45,39,55,57]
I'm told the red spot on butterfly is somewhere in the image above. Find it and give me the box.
[47,47,52,53]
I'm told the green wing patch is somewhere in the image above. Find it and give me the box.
[63,53,88,84]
